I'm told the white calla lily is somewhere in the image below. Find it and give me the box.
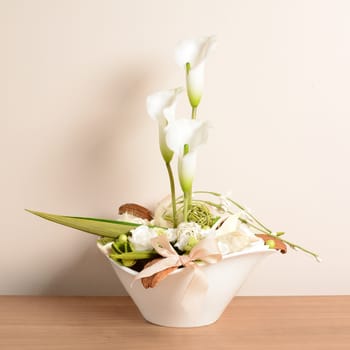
[175,36,216,109]
[178,151,197,193]
[165,119,209,155]
[166,119,208,193]
[146,88,183,163]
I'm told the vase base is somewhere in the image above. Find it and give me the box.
[98,242,276,328]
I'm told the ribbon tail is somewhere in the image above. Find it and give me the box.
[180,265,208,311]
[132,256,179,286]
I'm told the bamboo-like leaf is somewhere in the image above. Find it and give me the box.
[26,210,140,238]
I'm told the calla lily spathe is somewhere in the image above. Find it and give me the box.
[165,118,208,193]
[146,88,183,163]
[175,36,216,108]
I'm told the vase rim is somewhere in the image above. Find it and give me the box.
[97,240,276,277]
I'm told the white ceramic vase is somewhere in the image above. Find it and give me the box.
[98,244,275,327]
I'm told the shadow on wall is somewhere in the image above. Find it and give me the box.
[41,63,158,295]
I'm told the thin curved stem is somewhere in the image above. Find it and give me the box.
[194,190,271,233]
[165,162,177,228]
[192,190,321,261]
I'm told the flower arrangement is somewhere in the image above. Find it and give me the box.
[28,36,319,308]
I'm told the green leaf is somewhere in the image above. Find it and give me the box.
[26,210,140,238]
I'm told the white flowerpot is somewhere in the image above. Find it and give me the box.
[98,244,275,327]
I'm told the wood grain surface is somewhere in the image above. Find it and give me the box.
[0,296,349,349]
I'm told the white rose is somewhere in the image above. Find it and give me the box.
[128,225,158,251]
[175,222,206,252]
[165,228,177,243]
[153,227,177,243]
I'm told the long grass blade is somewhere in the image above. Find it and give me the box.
[26,210,140,238]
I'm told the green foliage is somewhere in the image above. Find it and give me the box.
[26,210,140,238]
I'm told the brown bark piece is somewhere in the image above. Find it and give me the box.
[141,258,178,289]
[118,203,153,221]
[256,234,288,254]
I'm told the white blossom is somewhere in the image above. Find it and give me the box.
[175,36,216,107]
[165,228,177,243]
[128,225,158,251]
[174,222,209,252]
[165,118,208,193]
[146,88,183,163]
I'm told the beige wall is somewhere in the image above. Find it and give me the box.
[1,0,349,296]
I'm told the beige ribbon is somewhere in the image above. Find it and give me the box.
[134,235,222,309]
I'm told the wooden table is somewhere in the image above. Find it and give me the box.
[0,296,349,349]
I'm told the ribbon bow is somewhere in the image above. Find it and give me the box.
[134,234,222,309]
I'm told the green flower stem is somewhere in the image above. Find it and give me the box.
[165,162,177,228]
[183,191,191,222]
[181,143,193,222]
[272,236,320,261]
[110,251,158,260]
[239,217,320,261]
[192,107,197,119]
[238,218,269,233]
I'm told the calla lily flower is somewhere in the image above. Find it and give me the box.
[146,88,183,163]
[165,118,208,193]
[175,36,216,109]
